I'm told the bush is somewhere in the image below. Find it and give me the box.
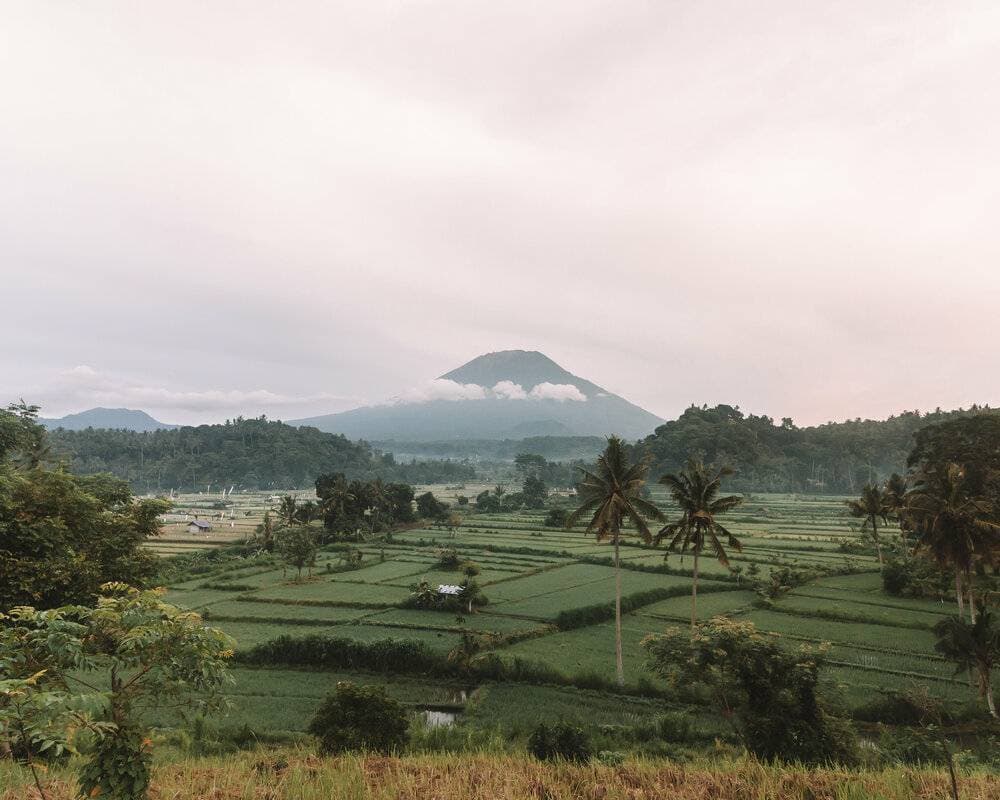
[544,508,568,528]
[644,618,859,766]
[528,722,592,763]
[881,557,954,599]
[436,548,461,569]
[308,682,410,755]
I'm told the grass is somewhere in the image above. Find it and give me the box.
[4,751,999,800]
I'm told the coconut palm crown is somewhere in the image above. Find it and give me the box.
[656,458,743,629]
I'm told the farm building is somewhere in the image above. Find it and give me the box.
[186,519,212,534]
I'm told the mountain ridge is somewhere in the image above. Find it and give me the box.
[290,350,663,440]
[39,407,178,432]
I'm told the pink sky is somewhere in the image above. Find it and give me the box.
[2,2,999,426]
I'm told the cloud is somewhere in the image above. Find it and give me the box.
[22,366,358,422]
[393,379,488,404]
[528,382,587,402]
[492,380,528,400]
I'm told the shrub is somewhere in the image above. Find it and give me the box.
[78,727,153,800]
[644,618,859,766]
[461,561,481,577]
[544,508,568,528]
[436,548,461,569]
[308,681,410,755]
[527,722,592,762]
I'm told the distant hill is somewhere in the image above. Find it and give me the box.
[290,350,664,441]
[46,417,475,491]
[40,407,178,432]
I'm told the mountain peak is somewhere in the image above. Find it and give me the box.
[441,350,599,396]
[292,350,663,440]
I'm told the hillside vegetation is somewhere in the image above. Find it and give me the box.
[642,404,998,493]
[46,417,475,491]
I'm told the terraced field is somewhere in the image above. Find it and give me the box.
[160,491,988,737]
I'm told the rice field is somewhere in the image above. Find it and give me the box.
[153,490,988,742]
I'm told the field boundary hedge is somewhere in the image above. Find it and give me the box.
[554,584,734,630]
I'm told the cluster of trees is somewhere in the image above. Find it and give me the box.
[0,404,164,611]
[572,417,1000,745]
[841,415,1000,717]
[315,473,416,535]
[641,404,997,493]
[45,417,475,492]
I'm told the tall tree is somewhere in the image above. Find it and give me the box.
[884,473,911,558]
[566,436,663,686]
[846,483,892,565]
[907,464,999,622]
[933,610,1000,718]
[656,458,743,630]
[318,474,357,533]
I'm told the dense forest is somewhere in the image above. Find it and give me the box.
[47,417,476,492]
[641,404,997,493]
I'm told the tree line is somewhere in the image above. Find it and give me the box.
[44,416,476,491]
[639,403,997,493]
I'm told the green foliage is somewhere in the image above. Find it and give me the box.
[416,491,448,521]
[933,610,1000,717]
[643,404,999,493]
[521,474,547,509]
[239,634,447,674]
[475,490,501,513]
[554,585,729,631]
[436,548,461,569]
[0,427,164,608]
[882,557,953,599]
[307,681,410,755]
[48,417,383,491]
[544,508,568,528]
[527,722,592,762]
[643,617,859,765]
[78,727,152,800]
[0,585,234,799]
[276,526,318,579]
[317,474,416,535]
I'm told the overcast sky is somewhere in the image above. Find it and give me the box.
[3,2,999,426]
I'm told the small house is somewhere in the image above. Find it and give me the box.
[438,584,462,596]
[187,520,212,534]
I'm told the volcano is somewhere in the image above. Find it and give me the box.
[290,350,663,441]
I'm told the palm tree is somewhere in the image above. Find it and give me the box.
[656,459,743,630]
[257,511,275,552]
[884,473,911,558]
[846,483,891,565]
[367,478,390,536]
[934,610,1000,718]
[276,495,298,528]
[907,464,999,622]
[566,436,663,686]
[320,475,356,534]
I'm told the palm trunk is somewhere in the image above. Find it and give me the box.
[871,516,883,566]
[967,572,977,623]
[986,671,998,719]
[614,535,624,687]
[955,570,965,617]
[691,549,700,631]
